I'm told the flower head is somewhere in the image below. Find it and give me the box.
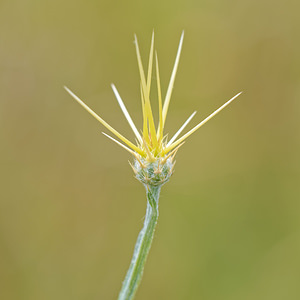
[65,32,241,185]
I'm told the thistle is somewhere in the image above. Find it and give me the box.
[65,31,241,300]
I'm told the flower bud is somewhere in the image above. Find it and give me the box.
[133,157,175,187]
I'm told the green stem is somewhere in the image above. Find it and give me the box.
[118,185,161,300]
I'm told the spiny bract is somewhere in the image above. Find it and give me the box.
[65,31,241,186]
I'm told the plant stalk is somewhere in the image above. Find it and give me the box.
[118,185,161,300]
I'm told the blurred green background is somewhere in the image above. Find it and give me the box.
[1,0,300,299]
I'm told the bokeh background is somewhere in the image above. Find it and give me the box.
[1,0,300,299]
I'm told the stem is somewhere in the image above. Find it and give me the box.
[118,185,161,300]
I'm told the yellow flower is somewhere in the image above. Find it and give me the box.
[65,31,241,164]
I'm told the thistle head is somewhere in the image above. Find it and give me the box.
[131,156,175,187]
[65,31,241,187]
